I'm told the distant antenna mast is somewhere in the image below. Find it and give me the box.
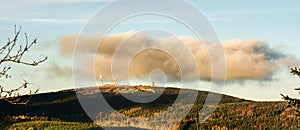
[113,79,117,86]
[99,74,103,86]
[152,81,155,88]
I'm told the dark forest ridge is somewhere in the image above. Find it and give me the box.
[1,86,296,129]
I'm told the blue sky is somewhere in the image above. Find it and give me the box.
[1,0,300,101]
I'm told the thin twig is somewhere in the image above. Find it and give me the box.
[0,26,46,104]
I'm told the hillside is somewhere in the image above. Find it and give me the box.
[0,86,298,129]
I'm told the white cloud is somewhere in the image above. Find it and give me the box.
[58,31,299,81]
[25,18,88,24]
[0,17,88,24]
[0,0,111,13]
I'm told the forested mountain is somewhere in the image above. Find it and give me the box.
[0,86,297,129]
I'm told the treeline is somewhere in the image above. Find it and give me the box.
[180,102,299,129]
[6,121,103,130]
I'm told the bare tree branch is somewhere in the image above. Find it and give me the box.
[0,25,47,105]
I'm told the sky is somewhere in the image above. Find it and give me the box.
[1,0,300,101]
